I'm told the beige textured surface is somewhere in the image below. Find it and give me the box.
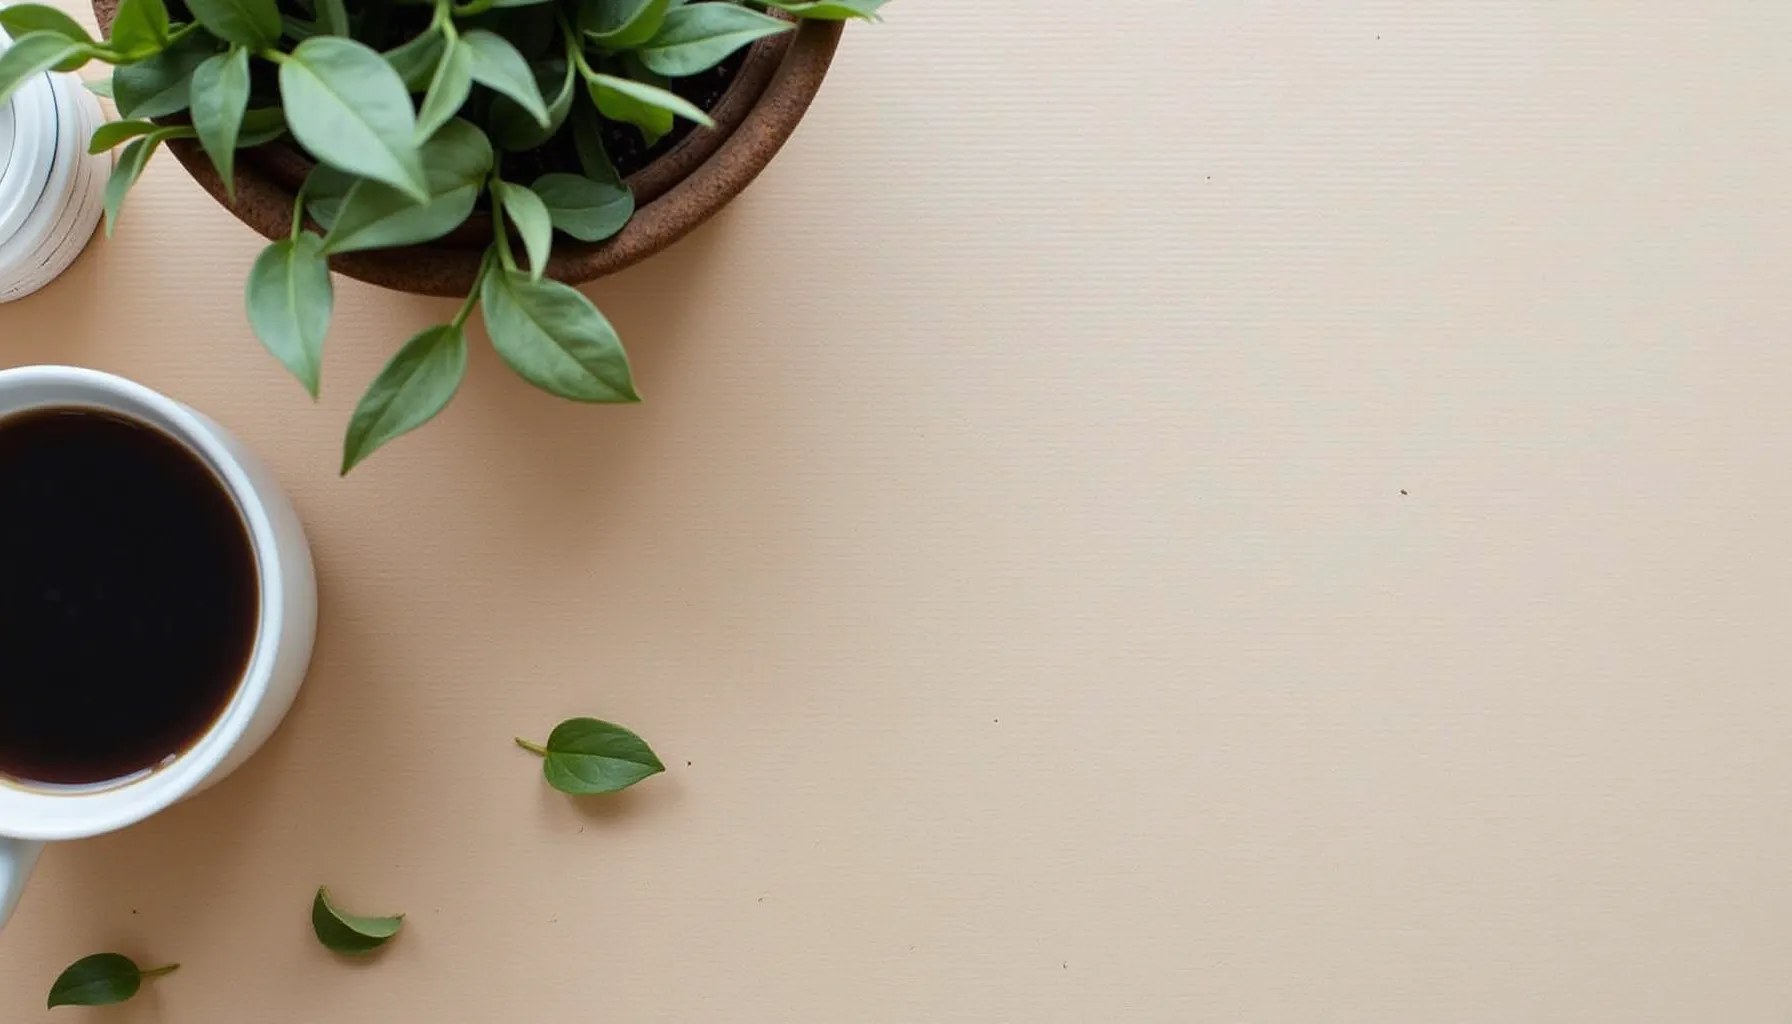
[3,1,1792,1020]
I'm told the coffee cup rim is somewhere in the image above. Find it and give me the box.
[0,366,287,841]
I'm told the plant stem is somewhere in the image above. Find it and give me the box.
[489,184,519,273]
[140,964,179,980]
[259,48,288,64]
[289,188,307,242]
[514,738,548,757]
[451,253,492,328]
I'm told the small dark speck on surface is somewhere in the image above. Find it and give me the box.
[1062,962,1068,969]
[686,761,692,767]
[1400,489,1408,495]
[130,909,138,915]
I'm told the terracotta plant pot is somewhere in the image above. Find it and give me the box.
[91,0,844,297]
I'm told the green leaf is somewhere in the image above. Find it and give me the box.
[578,0,669,48]
[302,163,358,230]
[481,271,637,402]
[87,118,159,153]
[183,0,278,48]
[570,99,622,184]
[531,172,633,242]
[0,5,94,47]
[85,75,115,97]
[516,718,664,795]
[492,180,551,280]
[190,46,251,199]
[237,106,288,146]
[383,27,444,92]
[281,37,428,200]
[414,37,471,140]
[587,72,711,143]
[46,954,177,1009]
[321,118,491,254]
[107,0,169,53]
[112,30,215,118]
[246,233,333,396]
[342,324,468,473]
[638,2,790,77]
[315,0,349,35]
[103,130,167,235]
[312,887,404,956]
[759,0,887,20]
[460,29,548,126]
[0,32,84,108]
[488,56,572,151]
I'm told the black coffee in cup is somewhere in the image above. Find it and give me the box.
[0,407,259,786]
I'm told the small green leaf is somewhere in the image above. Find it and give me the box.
[759,0,887,20]
[492,180,551,280]
[460,29,548,126]
[587,72,711,141]
[237,107,288,147]
[321,118,491,254]
[103,131,167,235]
[47,954,177,1009]
[112,30,214,118]
[570,99,622,184]
[0,32,85,108]
[637,2,791,78]
[342,324,468,473]
[314,0,349,35]
[280,36,428,200]
[481,270,638,402]
[302,163,358,230]
[516,718,664,795]
[578,0,669,49]
[488,56,573,151]
[414,37,472,140]
[0,5,94,47]
[190,46,251,199]
[383,27,445,92]
[312,887,404,956]
[183,0,278,48]
[107,0,169,53]
[246,233,333,396]
[85,75,115,97]
[531,172,633,242]
[87,118,159,153]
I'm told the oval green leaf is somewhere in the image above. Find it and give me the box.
[460,30,549,127]
[0,32,84,109]
[190,46,251,199]
[570,100,622,184]
[280,36,428,201]
[237,106,289,147]
[47,954,176,1009]
[492,180,552,280]
[87,118,159,154]
[112,31,215,118]
[106,0,168,54]
[414,37,471,141]
[0,5,94,46]
[587,72,711,135]
[183,0,278,48]
[489,56,573,151]
[579,0,669,48]
[342,324,468,473]
[480,270,638,402]
[321,119,492,254]
[760,0,887,20]
[638,2,791,78]
[517,718,665,795]
[103,130,168,236]
[531,172,633,242]
[246,233,333,396]
[312,887,404,956]
[383,27,445,92]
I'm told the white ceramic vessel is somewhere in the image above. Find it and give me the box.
[0,367,319,930]
[0,25,109,303]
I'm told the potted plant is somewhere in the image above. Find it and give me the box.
[0,0,885,470]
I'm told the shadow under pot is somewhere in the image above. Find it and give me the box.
[89,0,844,298]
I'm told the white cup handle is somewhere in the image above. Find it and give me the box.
[0,836,44,928]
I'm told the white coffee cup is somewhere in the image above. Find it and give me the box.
[0,366,317,929]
